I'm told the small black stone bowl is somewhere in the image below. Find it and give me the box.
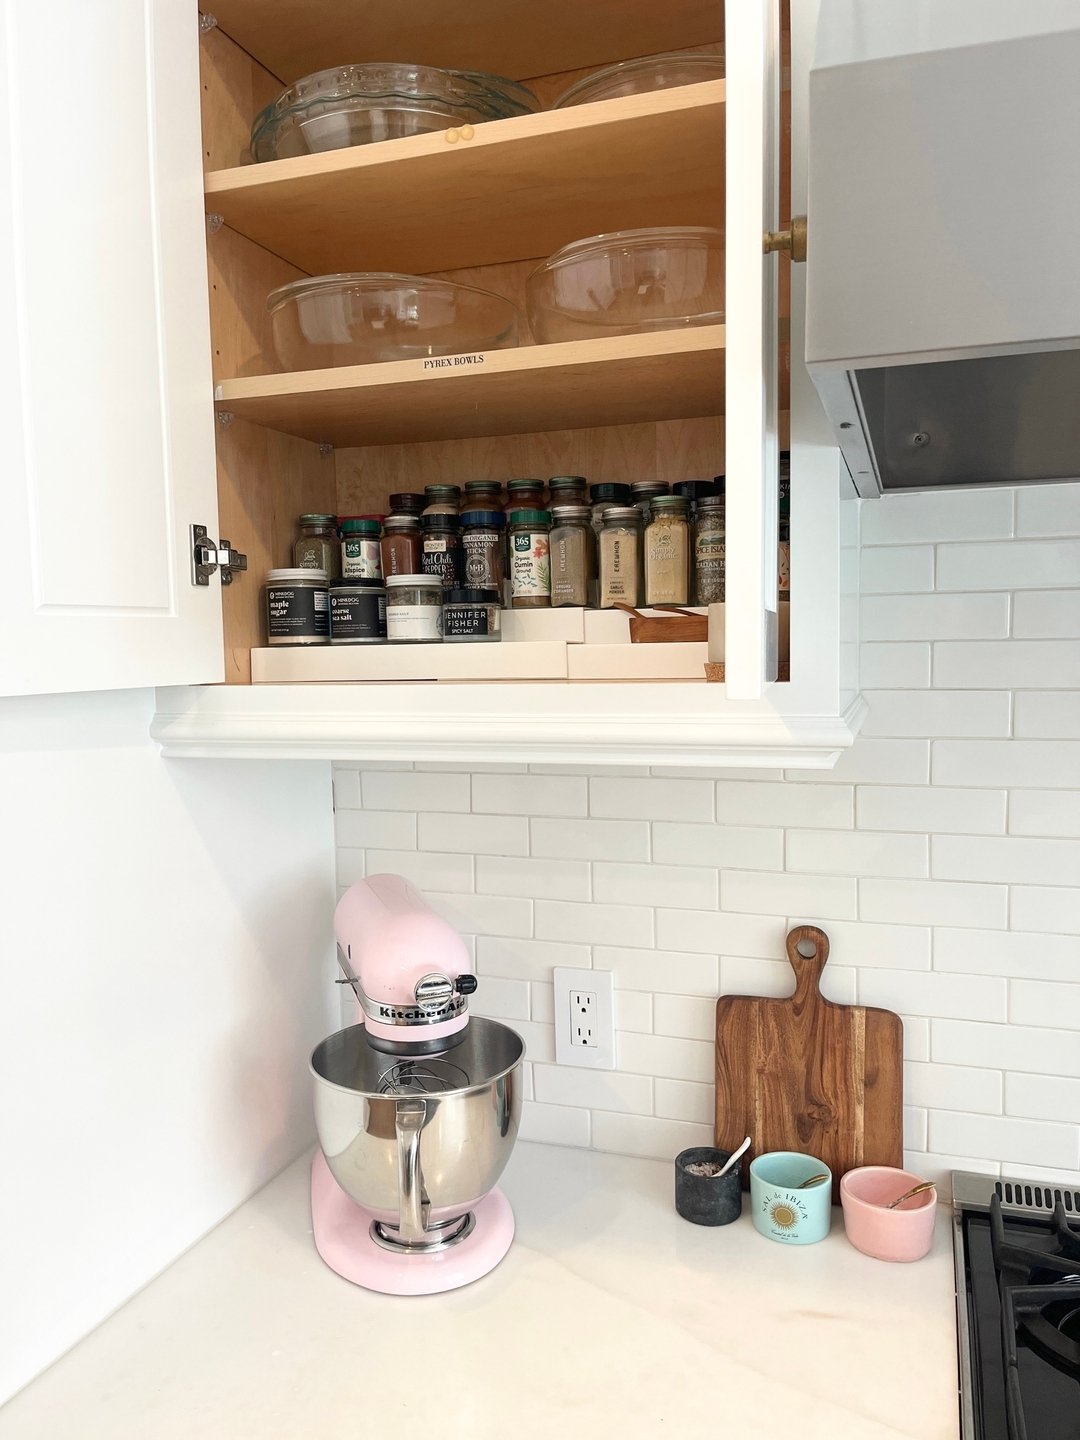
[675,1146,743,1226]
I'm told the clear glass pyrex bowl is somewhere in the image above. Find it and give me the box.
[525,227,724,344]
[251,63,540,162]
[552,51,725,108]
[267,272,521,370]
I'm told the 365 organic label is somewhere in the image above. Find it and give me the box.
[511,531,550,598]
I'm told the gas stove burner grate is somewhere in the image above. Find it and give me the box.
[376,1057,471,1095]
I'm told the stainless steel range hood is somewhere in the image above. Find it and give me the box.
[806,1,1080,496]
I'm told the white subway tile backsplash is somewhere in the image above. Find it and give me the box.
[1016,482,1080,537]
[591,1112,713,1160]
[335,808,417,850]
[518,1101,590,1147]
[530,816,650,862]
[1012,590,1080,638]
[792,739,931,786]
[653,994,716,1042]
[473,772,587,817]
[721,870,859,920]
[530,982,554,1023]
[861,689,1011,737]
[929,1112,1080,1170]
[905,1107,929,1151]
[1012,693,1080,739]
[904,1018,931,1063]
[936,539,1080,591]
[471,976,531,1022]
[366,848,473,893]
[860,545,935,593]
[909,1153,1001,1191]
[934,641,1080,689]
[714,780,854,828]
[786,829,929,879]
[362,770,469,812]
[593,860,718,910]
[1011,980,1080,1031]
[590,775,714,821]
[478,854,591,902]
[857,786,1007,836]
[1011,886,1080,936]
[533,1064,652,1115]
[1009,790,1080,839]
[860,878,1009,929]
[857,970,1007,1022]
[905,1062,1003,1115]
[419,812,529,856]
[476,935,587,983]
[652,822,784,870]
[535,899,654,947]
[861,487,1014,545]
[861,594,1010,642]
[594,946,719,996]
[613,990,653,1033]
[932,1020,1080,1078]
[654,909,785,959]
[331,767,361,810]
[934,741,1080,788]
[933,834,1080,887]
[859,643,932,689]
[427,892,532,939]
[1006,1073,1080,1125]
[720,954,856,1004]
[787,917,932,971]
[934,927,1080,982]
[616,1032,715,1082]
[508,1021,557,1064]
[655,1078,715,1125]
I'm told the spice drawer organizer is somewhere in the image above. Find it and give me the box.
[146,0,865,767]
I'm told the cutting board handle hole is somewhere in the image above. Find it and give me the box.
[795,938,819,959]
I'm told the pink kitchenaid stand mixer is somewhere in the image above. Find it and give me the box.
[310,874,524,1295]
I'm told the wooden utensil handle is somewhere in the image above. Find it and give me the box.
[785,924,830,1002]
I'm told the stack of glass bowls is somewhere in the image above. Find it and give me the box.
[251,63,540,161]
[267,272,521,370]
[525,226,724,344]
[552,51,725,108]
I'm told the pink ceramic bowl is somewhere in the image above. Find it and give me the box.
[840,1166,937,1263]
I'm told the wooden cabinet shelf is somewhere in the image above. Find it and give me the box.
[215,326,725,446]
[205,82,724,276]
[207,0,722,90]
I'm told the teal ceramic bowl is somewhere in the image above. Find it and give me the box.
[749,1151,833,1246]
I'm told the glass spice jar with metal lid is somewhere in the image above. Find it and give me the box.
[693,492,726,605]
[420,512,464,588]
[293,514,341,578]
[505,477,546,513]
[548,475,589,506]
[339,517,382,579]
[589,481,631,535]
[423,484,462,516]
[645,494,691,605]
[461,480,505,515]
[460,509,505,593]
[631,480,670,521]
[508,508,551,608]
[380,514,421,579]
[442,587,502,642]
[385,574,443,643]
[388,492,425,517]
[550,503,595,607]
[598,506,642,608]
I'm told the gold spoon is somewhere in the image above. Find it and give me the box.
[798,1172,830,1188]
[887,1180,937,1210]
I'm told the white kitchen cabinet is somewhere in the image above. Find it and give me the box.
[4,0,863,763]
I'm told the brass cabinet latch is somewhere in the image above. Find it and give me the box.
[763,215,807,263]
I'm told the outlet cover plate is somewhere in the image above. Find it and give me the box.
[554,966,615,1069]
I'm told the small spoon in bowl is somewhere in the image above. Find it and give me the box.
[887,1180,937,1210]
[715,1135,752,1179]
[799,1172,831,1189]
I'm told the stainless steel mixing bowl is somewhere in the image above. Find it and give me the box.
[311,1017,523,1240]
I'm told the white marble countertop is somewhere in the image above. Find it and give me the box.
[0,1143,960,1439]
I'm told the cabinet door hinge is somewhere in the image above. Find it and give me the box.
[191,524,247,587]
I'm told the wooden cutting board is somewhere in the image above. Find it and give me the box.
[714,925,903,1203]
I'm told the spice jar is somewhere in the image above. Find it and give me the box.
[461,510,506,593]
[423,484,461,516]
[694,494,726,605]
[380,514,421,579]
[293,514,341,578]
[631,480,670,521]
[550,504,595,608]
[505,478,546,513]
[421,513,464,589]
[778,453,791,598]
[548,475,589,506]
[590,482,631,535]
[598,507,642,608]
[645,495,691,605]
[389,492,425,518]
[509,509,551,608]
[264,568,330,645]
[673,480,719,525]
[385,574,443,643]
[329,578,387,644]
[443,587,502,642]
[339,517,382,579]
[462,480,505,515]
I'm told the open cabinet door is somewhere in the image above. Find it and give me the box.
[724,0,781,700]
[0,0,223,697]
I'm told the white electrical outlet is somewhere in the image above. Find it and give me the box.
[554,966,615,1069]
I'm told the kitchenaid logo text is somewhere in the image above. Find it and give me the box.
[377,997,466,1022]
[422,353,486,370]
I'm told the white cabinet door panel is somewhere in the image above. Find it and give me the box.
[723,0,781,700]
[0,0,223,695]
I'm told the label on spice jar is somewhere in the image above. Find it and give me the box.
[695,535,726,604]
[551,531,588,606]
[386,603,442,642]
[421,537,461,587]
[330,589,386,642]
[342,538,381,580]
[444,605,500,639]
[646,525,689,605]
[600,533,639,607]
[266,584,329,642]
[463,530,502,589]
[510,531,550,598]
[778,541,790,596]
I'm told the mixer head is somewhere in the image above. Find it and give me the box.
[335,874,478,1055]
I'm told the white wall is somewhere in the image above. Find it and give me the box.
[0,689,336,1404]
[333,484,1080,1196]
